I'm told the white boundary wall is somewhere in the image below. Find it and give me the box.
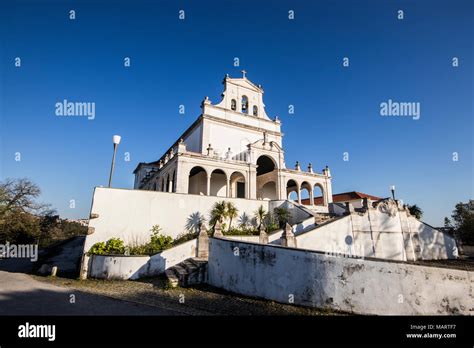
[88,238,198,280]
[294,210,457,261]
[84,187,271,251]
[208,238,473,315]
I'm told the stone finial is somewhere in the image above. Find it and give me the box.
[206,144,214,157]
[295,161,301,171]
[281,223,296,248]
[169,148,175,158]
[159,160,163,168]
[225,147,233,160]
[213,221,223,237]
[308,163,313,173]
[197,224,209,259]
[324,165,331,177]
[178,138,186,153]
[259,224,268,244]
[164,154,169,163]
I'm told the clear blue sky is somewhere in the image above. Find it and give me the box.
[1,0,472,226]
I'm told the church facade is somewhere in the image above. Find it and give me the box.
[133,72,333,210]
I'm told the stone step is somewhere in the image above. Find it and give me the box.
[165,269,179,287]
[165,257,208,288]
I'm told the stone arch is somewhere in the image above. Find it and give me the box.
[210,169,227,197]
[230,171,246,198]
[286,179,299,202]
[256,155,277,175]
[256,155,278,200]
[241,95,249,114]
[260,181,277,200]
[301,181,312,205]
[188,166,207,195]
[313,183,326,206]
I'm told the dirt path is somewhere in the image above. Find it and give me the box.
[34,275,341,316]
[0,271,183,315]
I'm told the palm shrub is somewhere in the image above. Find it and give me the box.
[209,201,228,230]
[254,205,267,230]
[226,202,238,232]
[273,207,291,228]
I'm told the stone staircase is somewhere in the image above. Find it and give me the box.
[314,213,333,225]
[165,257,208,288]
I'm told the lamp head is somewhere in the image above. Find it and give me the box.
[113,135,121,145]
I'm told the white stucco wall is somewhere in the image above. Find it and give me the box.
[294,206,457,261]
[183,123,202,153]
[84,187,271,252]
[188,171,207,195]
[88,238,197,280]
[207,238,473,315]
[207,121,279,159]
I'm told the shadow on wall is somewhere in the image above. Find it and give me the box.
[419,224,457,259]
[186,212,206,234]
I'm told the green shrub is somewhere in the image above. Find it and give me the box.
[173,231,198,245]
[125,225,173,256]
[148,227,173,253]
[225,228,258,236]
[88,238,125,255]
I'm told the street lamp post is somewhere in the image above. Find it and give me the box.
[390,185,396,200]
[108,135,121,188]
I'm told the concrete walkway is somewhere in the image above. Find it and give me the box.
[0,271,182,315]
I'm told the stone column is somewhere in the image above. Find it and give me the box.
[226,177,230,198]
[281,223,296,248]
[259,225,268,244]
[197,224,209,259]
[206,173,211,196]
[309,189,314,206]
[297,187,301,204]
[213,221,224,237]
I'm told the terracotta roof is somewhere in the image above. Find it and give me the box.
[301,191,383,205]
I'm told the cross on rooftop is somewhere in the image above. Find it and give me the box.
[241,70,247,78]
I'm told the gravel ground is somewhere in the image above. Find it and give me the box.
[33,275,343,316]
[408,258,474,271]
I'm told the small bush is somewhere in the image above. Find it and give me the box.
[88,238,125,255]
[173,231,198,245]
[225,228,258,236]
[125,225,173,256]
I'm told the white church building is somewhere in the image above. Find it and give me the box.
[79,72,466,315]
[133,72,333,211]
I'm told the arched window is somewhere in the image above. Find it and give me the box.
[253,105,258,116]
[241,96,248,114]
[231,99,236,111]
